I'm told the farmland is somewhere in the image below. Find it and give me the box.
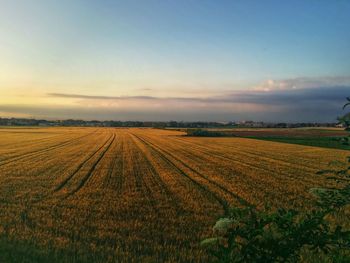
[0,127,348,262]
[183,127,349,150]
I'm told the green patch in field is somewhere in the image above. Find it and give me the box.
[251,136,350,150]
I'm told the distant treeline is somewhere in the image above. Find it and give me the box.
[0,117,340,128]
[186,129,230,137]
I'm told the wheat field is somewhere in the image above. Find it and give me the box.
[0,127,348,262]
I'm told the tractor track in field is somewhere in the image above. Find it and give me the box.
[157,138,278,183]
[59,133,117,198]
[14,132,110,228]
[52,133,114,192]
[159,137,316,197]
[130,134,186,213]
[170,137,318,185]
[0,130,98,168]
[0,132,69,149]
[101,134,124,194]
[175,137,320,172]
[17,131,221,231]
[130,133,232,215]
[19,132,117,231]
[18,132,114,207]
[127,137,161,215]
[0,130,97,164]
[136,134,251,208]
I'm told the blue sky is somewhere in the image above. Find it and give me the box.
[0,0,349,121]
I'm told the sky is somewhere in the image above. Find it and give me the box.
[0,0,349,122]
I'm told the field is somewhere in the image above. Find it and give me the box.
[0,127,349,262]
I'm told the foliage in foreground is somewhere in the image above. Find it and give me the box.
[201,206,350,263]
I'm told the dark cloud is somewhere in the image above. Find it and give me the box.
[48,93,159,101]
[48,93,206,102]
[6,85,350,122]
[224,86,349,105]
[48,85,349,106]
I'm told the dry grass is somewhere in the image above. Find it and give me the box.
[0,127,348,262]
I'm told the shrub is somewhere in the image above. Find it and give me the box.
[201,206,350,263]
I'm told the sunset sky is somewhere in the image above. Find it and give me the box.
[0,0,349,122]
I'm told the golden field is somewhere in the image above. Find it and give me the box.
[0,127,348,262]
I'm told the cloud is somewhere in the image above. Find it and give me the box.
[254,76,350,91]
[136,88,153,91]
[4,76,350,122]
[47,92,216,102]
[48,93,159,101]
[48,84,349,107]
[225,86,349,105]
